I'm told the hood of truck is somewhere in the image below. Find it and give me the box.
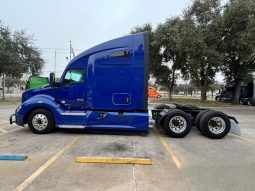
[22,85,55,103]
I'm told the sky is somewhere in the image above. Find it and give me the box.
[0,0,224,82]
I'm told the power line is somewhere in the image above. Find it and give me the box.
[38,47,82,51]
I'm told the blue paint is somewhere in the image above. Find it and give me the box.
[0,154,27,161]
[11,33,149,132]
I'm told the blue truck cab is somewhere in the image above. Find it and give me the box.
[10,33,149,134]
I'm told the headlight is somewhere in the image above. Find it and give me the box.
[16,105,22,113]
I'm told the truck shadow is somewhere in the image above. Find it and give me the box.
[55,128,149,137]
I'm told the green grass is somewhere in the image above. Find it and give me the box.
[149,97,241,108]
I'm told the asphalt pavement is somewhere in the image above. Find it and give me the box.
[0,104,255,191]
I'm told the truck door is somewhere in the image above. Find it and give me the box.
[56,68,86,110]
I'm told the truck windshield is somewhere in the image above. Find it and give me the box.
[63,68,84,85]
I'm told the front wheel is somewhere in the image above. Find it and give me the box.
[199,111,230,139]
[162,110,192,138]
[28,109,55,134]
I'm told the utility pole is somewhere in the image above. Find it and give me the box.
[54,50,57,73]
[69,40,72,61]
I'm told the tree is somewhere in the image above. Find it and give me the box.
[208,81,224,98]
[13,30,44,76]
[0,24,24,78]
[182,0,223,101]
[5,77,23,92]
[155,17,188,100]
[220,0,255,104]
[130,23,161,77]
[0,22,44,99]
[130,23,174,98]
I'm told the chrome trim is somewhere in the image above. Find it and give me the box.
[168,116,187,133]
[60,112,86,116]
[58,125,86,129]
[208,117,226,135]
[32,114,48,131]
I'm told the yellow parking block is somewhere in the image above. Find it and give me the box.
[75,157,152,165]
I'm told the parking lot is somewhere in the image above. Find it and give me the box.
[0,104,255,191]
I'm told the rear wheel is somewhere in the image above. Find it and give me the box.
[239,99,245,105]
[195,110,211,133]
[162,110,192,138]
[248,100,253,106]
[28,109,55,134]
[199,111,230,139]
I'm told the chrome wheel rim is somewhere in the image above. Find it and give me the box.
[169,116,187,133]
[32,114,48,131]
[208,117,226,134]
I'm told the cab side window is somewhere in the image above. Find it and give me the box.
[63,69,84,85]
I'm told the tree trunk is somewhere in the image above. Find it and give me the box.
[169,88,172,101]
[201,85,207,102]
[232,80,241,105]
[2,73,5,100]
[169,69,176,101]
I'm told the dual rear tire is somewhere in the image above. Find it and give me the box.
[160,109,231,139]
[195,110,231,139]
[162,109,192,138]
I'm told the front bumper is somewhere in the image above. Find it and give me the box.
[9,113,24,126]
[9,114,15,124]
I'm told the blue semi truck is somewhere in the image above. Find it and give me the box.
[10,33,239,139]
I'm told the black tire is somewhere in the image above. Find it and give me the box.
[195,110,211,133]
[162,109,192,138]
[184,104,199,110]
[199,111,230,139]
[248,100,253,106]
[28,108,55,134]
[155,116,161,127]
[239,99,245,105]
[155,104,172,109]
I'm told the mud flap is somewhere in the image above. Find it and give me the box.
[230,119,241,136]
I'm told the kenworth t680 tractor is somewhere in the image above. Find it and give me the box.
[10,33,240,139]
